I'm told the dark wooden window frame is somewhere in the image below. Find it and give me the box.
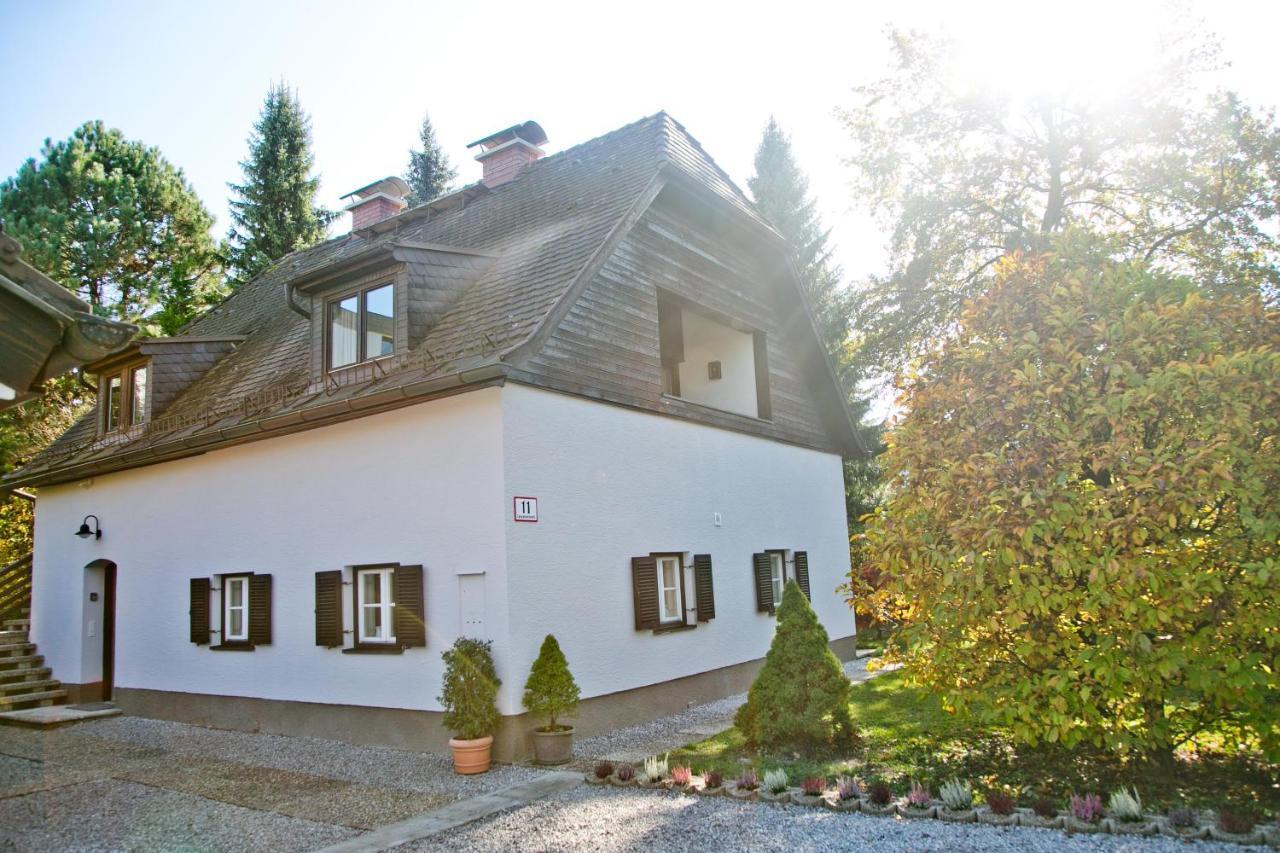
[651,551,695,634]
[98,358,151,434]
[211,572,255,651]
[349,563,403,653]
[324,279,397,373]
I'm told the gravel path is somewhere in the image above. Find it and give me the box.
[574,655,894,765]
[419,785,1249,852]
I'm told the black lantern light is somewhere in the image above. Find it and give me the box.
[75,515,102,540]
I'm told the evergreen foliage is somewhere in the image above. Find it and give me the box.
[226,83,331,285]
[859,240,1280,759]
[439,637,501,740]
[405,113,457,207]
[521,634,580,731]
[0,120,221,330]
[734,580,857,750]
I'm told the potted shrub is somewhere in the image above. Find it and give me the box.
[1159,805,1208,840]
[1211,808,1263,845]
[439,637,501,775]
[698,769,725,797]
[587,760,613,785]
[792,776,827,807]
[862,780,898,816]
[938,779,977,823]
[977,791,1017,826]
[671,764,694,794]
[1104,787,1156,836]
[827,775,862,812]
[638,754,670,789]
[611,762,636,787]
[760,768,791,802]
[899,781,937,819]
[729,769,759,801]
[1064,792,1105,833]
[1017,794,1063,829]
[522,634,581,766]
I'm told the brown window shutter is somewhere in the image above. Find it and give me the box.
[189,578,210,645]
[694,554,715,622]
[752,552,773,613]
[794,551,811,600]
[393,564,427,648]
[248,573,272,645]
[631,556,659,630]
[314,570,343,647]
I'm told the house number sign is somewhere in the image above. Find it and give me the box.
[513,496,538,522]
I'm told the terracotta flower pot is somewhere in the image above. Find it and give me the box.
[448,735,493,775]
[532,726,574,766]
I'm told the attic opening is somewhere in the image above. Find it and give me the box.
[657,291,771,420]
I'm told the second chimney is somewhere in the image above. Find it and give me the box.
[467,121,547,189]
[342,176,410,230]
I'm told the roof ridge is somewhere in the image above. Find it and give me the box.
[656,113,757,210]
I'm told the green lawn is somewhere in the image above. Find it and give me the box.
[668,669,1278,816]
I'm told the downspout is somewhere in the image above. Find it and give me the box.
[286,281,311,318]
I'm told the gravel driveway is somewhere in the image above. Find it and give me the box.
[419,785,1250,853]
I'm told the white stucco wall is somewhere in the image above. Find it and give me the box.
[500,383,853,702]
[675,308,759,418]
[31,387,508,712]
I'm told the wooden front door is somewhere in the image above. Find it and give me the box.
[101,563,116,700]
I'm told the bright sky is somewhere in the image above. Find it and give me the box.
[4,0,1278,288]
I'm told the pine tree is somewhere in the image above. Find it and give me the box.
[734,581,857,751]
[522,634,581,731]
[226,83,331,285]
[405,113,457,207]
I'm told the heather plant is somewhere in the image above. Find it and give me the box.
[641,754,669,783]
[986,792,1016,816]
[735,769,759,791]
[671,765,692,787]
[801,777,825,796]
[1166,806,1198,829]
[1217,808,1258,835]
[939,779,973,811]
[836,776,861,802]
[868,781,894,806]
[1070,793,1104,824]
[906,782,932,808]
[1108,787,1144,822]
[703,770,723,789]
[735,582,857,750]
[615,763,635,782]
[1032,796,1059,819]
[763,768,789,794]
[594,760,614,780]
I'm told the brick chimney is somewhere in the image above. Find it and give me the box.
[342,176,410,230]
[466,121,547,189]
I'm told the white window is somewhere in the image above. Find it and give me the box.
[769,551,786,607]
[224,576,249,642]
[357,567,396,644]
[656,555,684,624]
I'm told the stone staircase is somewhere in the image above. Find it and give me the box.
[0,612,68,711]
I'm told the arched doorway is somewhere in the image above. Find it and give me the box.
[83,559,117,701]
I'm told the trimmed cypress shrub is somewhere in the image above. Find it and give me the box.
[734,580,857,750]
[522,634,581,732]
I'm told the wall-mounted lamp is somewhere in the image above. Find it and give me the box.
[75,515,102,540]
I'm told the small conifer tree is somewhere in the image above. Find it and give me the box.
[404,112,457,207]
[439,637,501,740]
[734,580,857,750]
[522,634,580,732]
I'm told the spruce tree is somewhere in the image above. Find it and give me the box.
[226,83,331,285]
[522,634,580,731]
[404,113,457,207]
[734,581,857,751]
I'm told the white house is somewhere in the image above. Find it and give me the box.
[6,115,863,759]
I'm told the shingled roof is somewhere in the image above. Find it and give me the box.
[7,113,853,489]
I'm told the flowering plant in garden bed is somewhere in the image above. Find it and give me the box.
[1017,794,1063,828]
[1104,787,1157,835]
[612,763,635,785]
[760,768,791,801]
[1065,793,1105,833]
[728,768,759,800]
[1159,806,1207,840]
[670,765,692,789]
[937,779,976,822]
[861,780,898,815]
[792,776,827,806]
[587,760,614,784]
[638,754,670,787]
[1210,807,1263,843]
[977,791,1018,826]
[702,770,723,790]
[836,776,862,802]
[899,781,935,817]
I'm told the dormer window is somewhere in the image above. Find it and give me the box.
[327,282,395,370]
[100,362,149,433]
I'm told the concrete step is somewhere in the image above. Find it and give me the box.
[0,655,44,671]
[1,621,30,633]
[0,688,67,711]
[0,678,60,697]
[0,666,51,685]
[0,630,29,644]
[0,643,36,658]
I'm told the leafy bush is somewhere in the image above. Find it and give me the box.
[801,777,825,796]
[734,582,857,750]
[940,779,973,811]
[703,770,723,789]
[735,769,758,791]
[857,248,1280,759]
[1032,796,1058,819]
[986,792,1015,816]
[594,760,614,780]
[615,763,635,782]
[1217,808,1258,834]
[439,638,501,740]
[1167,806,1198,829]
[1070,793,1104,824]
[1108,787,1144,822]
[836,776,861,802]
[906,781,932,808]
[763,768,789,794]
[641,754,669,783]
[521,634,580,732]
[868,781,893,806]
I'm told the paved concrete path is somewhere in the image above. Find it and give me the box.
[315,771,581,852]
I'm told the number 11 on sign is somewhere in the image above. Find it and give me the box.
[513,496,538,522]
